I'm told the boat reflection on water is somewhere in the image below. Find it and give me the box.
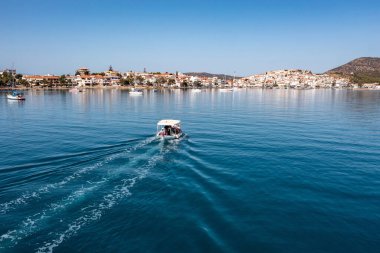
[7,98,25,108]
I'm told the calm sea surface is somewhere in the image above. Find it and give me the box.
[0,89,379,253]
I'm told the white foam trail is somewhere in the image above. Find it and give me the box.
[0,184,99,248]
[0,138,159,249]
[35,151,166,253]
[0,137,156,214]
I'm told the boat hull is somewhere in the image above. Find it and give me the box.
[156,133,183,140]
[7,95,25,100]
[129,92,143,96]
[69,88,81,93]
[219,88,233,92]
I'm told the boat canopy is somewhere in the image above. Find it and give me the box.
[157,119,181,126]
[12,91,23,96]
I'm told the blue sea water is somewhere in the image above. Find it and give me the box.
[0,89,379,253]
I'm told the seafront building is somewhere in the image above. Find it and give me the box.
[23,75,60,86]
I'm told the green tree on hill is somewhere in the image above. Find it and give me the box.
[92,72,105,76]
[135,76,144,85]
[351,73,380,86]
[59,75,67,86]
[168,78,176,86]
[1,72,11,86]
[18,79,30,87]
[121,75,135,86]
[180,80,189,88]
[156,77,167,85]
[194,80,202,88]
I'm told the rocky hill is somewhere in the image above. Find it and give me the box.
[327,57,380,84]
[184,72,238,80]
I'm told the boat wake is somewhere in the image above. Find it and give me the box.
[0,137,180,252]
[0,184,99,248]
[35,149,169,253]
[0,137,155,215]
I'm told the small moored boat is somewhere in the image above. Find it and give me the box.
[156,119,183,140]
[7,91,25,100]
[129,88,143,95]
[69,87,84,93]
[219,88,233,92]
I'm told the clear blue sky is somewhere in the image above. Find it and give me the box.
[1,0,379,76]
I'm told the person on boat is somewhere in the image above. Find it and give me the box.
[158,127,165,136]
[172,126,181,135]
[168,126,173,135]
[164,126,170,136]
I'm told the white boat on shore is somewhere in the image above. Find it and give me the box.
[156,119,183,140]
[129,88,143,96]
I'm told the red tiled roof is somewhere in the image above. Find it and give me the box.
[24,75,59,79]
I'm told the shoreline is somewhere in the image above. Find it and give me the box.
[0,85,380,92]
[1,86,379,91]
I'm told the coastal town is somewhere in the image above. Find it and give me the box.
[1,66,379,90]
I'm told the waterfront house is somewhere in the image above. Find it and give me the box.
[23,75,60,86]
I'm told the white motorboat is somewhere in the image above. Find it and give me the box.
[129,88,143,95]
[192,89,202,93]
[156,119,183,140]
[7,91,25,100]
[219,88,233,92]
[69,86,84,93]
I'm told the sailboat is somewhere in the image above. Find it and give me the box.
[219,74,233,92]
[232,71,241,91]
[7,70,25,100]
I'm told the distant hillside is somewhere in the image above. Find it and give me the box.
[184,72,239,80]
[327,57,380,84]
